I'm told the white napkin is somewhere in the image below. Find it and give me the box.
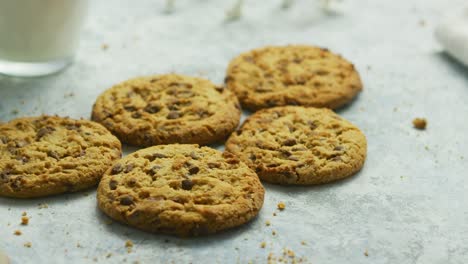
[435,9,468,66]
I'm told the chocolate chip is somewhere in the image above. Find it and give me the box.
[124,105,137,112]
[167,111,180,119]
[144,104,160,114]
[65,124,81,131]
[308,120,318,130]
[334,146,344,151]
[11,176,23,189]
[249,154,257,161]
[215,86,224,93]
[111,164,123,175]
[127,178,137,187]
[47,150,60,160]
[283,139,296,146]
[131,112,141,119]
[316,70,329,76]
[181,179,194,190]
[120,196,134,205]
[124,164,134,173]
[188,166,200,175]
[224,76,234,83]
[36,126,55,139]
[331,156,342,161]
[148,165,162,176]
[109,180,118,190]
[148,153,167,160]
[0,170,11,182]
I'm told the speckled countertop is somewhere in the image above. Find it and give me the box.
[1,0,468,263]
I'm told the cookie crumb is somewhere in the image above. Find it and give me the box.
[272,213,277,216]
[364,249,369,257]
[265,220,271,226]
[412,118,427,130]
[64,92,75,98]
[101,44,109,50]
[14,230,22,236]
[77,243,82,248]
[272,230,277,236]
[260,242,266,248]
[21,216,29,225]
[125,240,133,253]
[301,241,307,245]
[419,19,426,27]
[106,253,112,258]
[24,242,32,248]
[277,202,286,210]
[38,203,49,209]
[22,212,27,216]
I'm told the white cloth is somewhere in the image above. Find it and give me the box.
[435,9,468,66]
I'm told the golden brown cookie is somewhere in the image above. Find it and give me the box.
[92,74,241,147]
[0,116,122,198]
[225,45,363,111]
[97,144,264,236]
[225,106,367,184]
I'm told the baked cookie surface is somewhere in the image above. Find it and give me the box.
[92,74,241,146]
[97,144,264,236]
[225,106,367,184]
[0,116,122,198]
[225,45,362,111]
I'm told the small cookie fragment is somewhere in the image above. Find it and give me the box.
[92,74,241,146]
[23,242,32,248]
[21,216,29,225]
[14,230,22,236]
[125,240,133,253]
[226,45,363,111]
[226,106,367,185]
[277,202,286,210]
[412,118,427,130]
[97,144,265,237]
[260,242,266,248]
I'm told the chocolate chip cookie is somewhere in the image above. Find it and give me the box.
[97,144,264,236]
[0,116,122,198]
[225,45,363,111]
[92,74,241,147]
[225,106,367,184]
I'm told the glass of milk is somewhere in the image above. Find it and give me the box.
[0,0,88,77]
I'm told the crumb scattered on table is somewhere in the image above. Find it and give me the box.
[272,230,277,236]
[77,243,82,248]
[301,241,307,245]
[277,202,286,210]
[106,253,112,258]
[364,249,369,256]
[24,242,32,248]
[21,216,29,225]
[272,212,277,216]
[419,19,426,27]
[38,203,49,209]
[260,242,266,248]
[125,240,134,253]
[14,230,22,236]
[412,118,427,130]
[101,44,109,50]
[265,220,271,226]
[22,212,27,216]
[64,92,75,98]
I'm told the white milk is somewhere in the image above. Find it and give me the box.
[0,0,88,75]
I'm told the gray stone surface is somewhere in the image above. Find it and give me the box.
[1,0,468,263]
